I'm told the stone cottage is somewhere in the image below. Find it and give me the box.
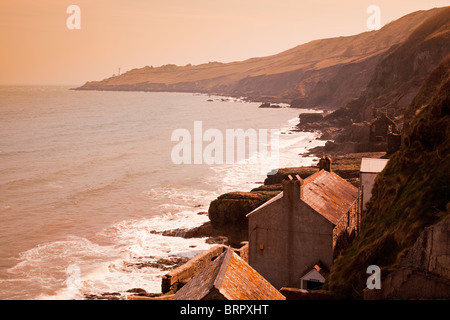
[246,169,358,289]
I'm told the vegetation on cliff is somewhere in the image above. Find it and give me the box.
[325,55,450,298]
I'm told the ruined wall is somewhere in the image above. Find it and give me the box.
[333,201,358,258]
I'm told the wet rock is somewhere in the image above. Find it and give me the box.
[124,256,190,271]
[152,221,223,239]
[84,292,122,300]
[205,236,229,245]
[126,288,164,298]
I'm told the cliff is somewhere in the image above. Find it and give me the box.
[74,8,445,110]
[325,55,450,299]
[316,7,450,132]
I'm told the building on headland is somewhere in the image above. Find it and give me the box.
[172,246,285,300]
[246,168,358,289]
[359,157,389,211]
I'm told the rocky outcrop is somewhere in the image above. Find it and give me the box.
[259,103,281,108]
[208,191,279,246]
[298,113,324,124]
[150,220,229,245]
[262,167,318,185]
[364,218,450,299]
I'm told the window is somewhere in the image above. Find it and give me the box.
[306,279,323,290]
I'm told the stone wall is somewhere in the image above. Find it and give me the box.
[364,218,450,299]
[333,201,358,259]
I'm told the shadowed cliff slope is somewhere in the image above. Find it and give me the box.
[325,55,450,299]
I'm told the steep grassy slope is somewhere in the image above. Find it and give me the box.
[75,8,445,109]
[325,55,450,298]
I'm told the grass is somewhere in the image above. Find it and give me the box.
[324,55,450,299]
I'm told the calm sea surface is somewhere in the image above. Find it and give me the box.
[0,86,324,299]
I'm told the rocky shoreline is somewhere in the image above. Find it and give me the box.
[85,123,384,300]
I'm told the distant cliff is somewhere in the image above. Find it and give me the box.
[306,7,450,154]
[74,8,445,110]
[324,7,450,124]
[325,55,450,299]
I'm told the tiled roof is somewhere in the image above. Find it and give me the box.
[247,170,358,225]
[173,247,285,300]
[302,170,358,225]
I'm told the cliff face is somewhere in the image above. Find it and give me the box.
[325,56,450,299]
[75,8,445,110]
[364,218,450,300]
[324,7,450,126]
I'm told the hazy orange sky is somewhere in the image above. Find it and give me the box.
[0,0,448,85]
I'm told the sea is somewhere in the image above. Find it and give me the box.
[0,86,325,300]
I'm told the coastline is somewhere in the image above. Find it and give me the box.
[81,111,327,300]
[85,119,383,300]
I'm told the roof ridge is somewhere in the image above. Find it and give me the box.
[213,246,233,290]
[246,191,283,217]
[303,169,324,186]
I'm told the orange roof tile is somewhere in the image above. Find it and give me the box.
[173,247,285,300]
[302,170,357,224]
[247,170,358,225]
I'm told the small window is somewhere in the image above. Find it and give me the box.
[306,279,323,290]
[259,244,264,251]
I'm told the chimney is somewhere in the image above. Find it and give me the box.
[325,156,332,173]
[282,174,304,287]
[282,174,304,203]
[318,155,332,172]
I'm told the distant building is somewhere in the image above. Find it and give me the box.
[299,263,330,290]
[173,246,285,300]
[369,113,399,143]
[246,169,358,289]
[359,158,389,211]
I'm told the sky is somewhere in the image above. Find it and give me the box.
[0,0,448,85]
